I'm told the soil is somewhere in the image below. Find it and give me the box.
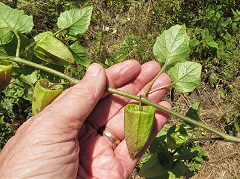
[192,141,240,179]
[191,84,240,179]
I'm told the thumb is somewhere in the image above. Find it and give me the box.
[38,63,107,129]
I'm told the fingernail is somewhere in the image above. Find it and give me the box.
[85,63,102,77]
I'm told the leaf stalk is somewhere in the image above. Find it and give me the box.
[143,64,166,97]
[14,32,21,57]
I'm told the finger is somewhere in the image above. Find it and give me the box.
[104,72,171,141]
[36,63,107,130]
[113,101,171,173]
[86,61,161,128]
[52,60,141,103]
[102,60,141,97]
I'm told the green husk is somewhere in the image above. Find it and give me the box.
[0,61,13,91]
[32,79,63,115]
[124,104,155,157]
[34,34,74,65]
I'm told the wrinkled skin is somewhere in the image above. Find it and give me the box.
[0,60,171,179]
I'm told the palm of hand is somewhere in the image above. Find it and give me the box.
[78,123,129,179]
[76,61,170,178]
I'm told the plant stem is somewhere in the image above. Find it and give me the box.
[54,29,64,36]
[14,32,21,57]
[187,137,224,142]
[0,56,79,84]
[148,83,173,94]
[21,42,36,57]
[143,64,166,97]
[2,55,240,143]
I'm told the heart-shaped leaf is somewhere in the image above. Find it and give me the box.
[0,2,33,45]
[57,6,93,36]
[124,104,155,157]
[168,61,202,93]
[32,79,63,115]
[153,24,190,67]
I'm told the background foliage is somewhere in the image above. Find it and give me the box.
[0,0,239,178]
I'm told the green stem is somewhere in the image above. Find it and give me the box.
[14,32,21,57]
[148,80,180,94]
[148,83,173,94]
[53,29,64,36]
[143,64,166,97]
[21,42,36,57]
[2,56,240,143]
[187,137,224,142]
[0,56,79,84]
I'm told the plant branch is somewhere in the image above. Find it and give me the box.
[0,56,79,84]
[2,55,240,143]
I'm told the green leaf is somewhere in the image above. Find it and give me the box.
[57,6,93,36]
[124,104,155,157]
[0,2,33,45]
[153,24,190,67]
[220,89,227,99]
[185,101,201,127]
[2,34,31,56]
[167,125,188,150]
[0,46,7,57]
[234,122,240,131]
[168,61,202,93]
[70,42,91,67]
[170,161,188,177]
[208,41,218,50]
[19,70,39,87]
[220,17,232,27]
[190,38,200,48]
[232,22,238,32]
[149,128,168,154]
[139,153,169,178]
[175,147,198,161]
[0,115,4,125]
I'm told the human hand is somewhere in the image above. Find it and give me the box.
[0,60,171,179]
